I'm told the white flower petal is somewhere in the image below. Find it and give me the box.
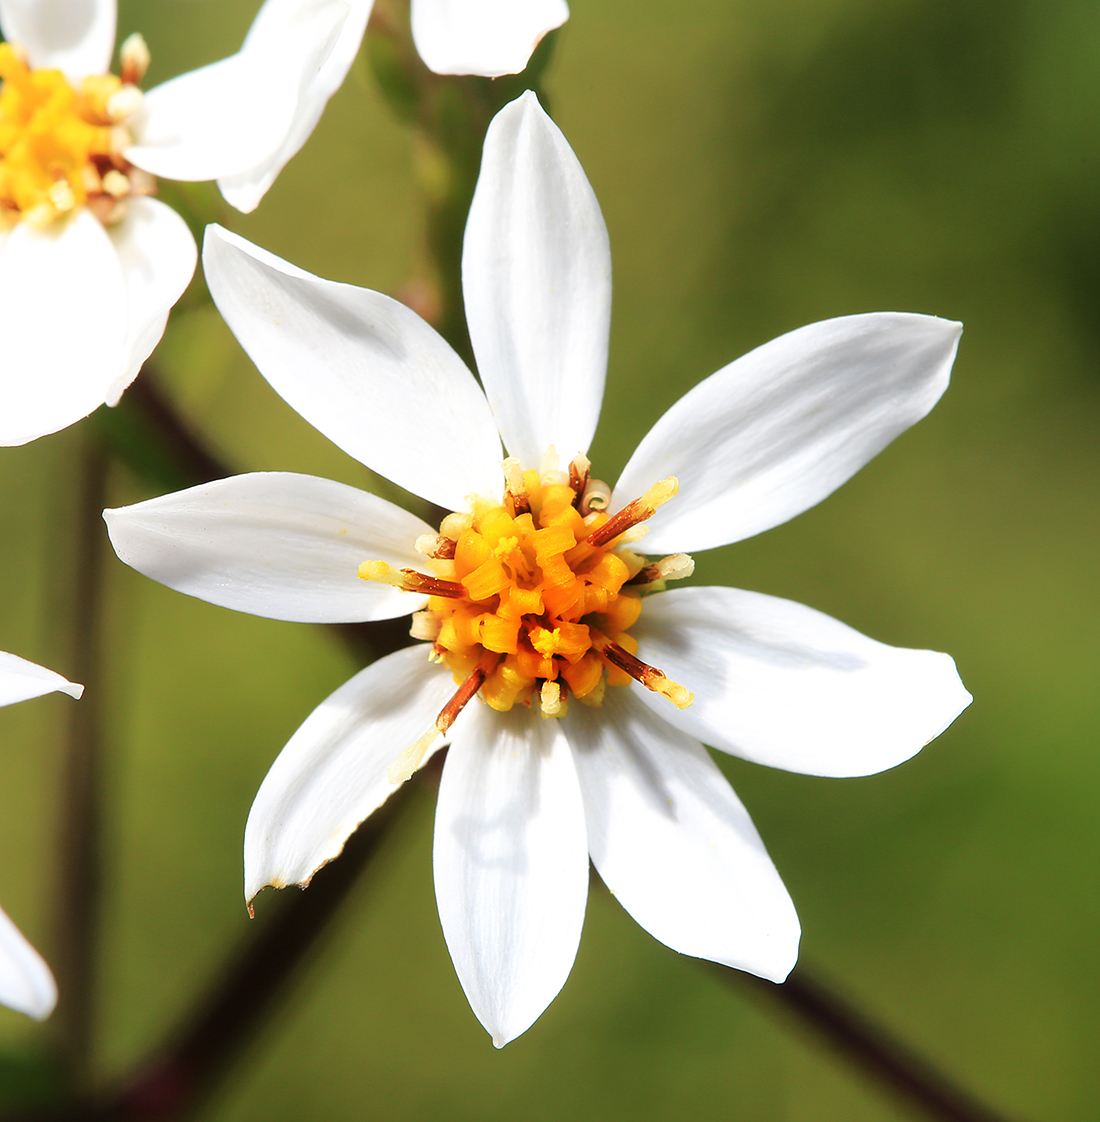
[128,1,347,182]
[103,197,197,406]
[435,702,588,1047]
[203,226,505,510]
[219,0,374,213]
[614,313,963,554]
[104,471,435,623]
[0,0,115,83]
[0,905,56,1020]
[0,209,127,446]
[632,586,972,777]
[245,645,454,902]
[566,689,799,981]
[462,91,609,468]
[0,651,82,706]
[411,0,567,76]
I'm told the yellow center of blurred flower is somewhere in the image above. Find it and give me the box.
[359,454,696,783]
[0,37,152,230]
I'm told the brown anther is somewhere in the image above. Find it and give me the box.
[415,533,457,560]
[586,477,678,548]
[626,553,696,587]
[358,560,465,598]
[591,631,694,710]
[503,457,531,517]
[388,651,499,784]
[568,453,591,505]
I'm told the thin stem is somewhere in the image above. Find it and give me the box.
[51,436,111,1081]
[723,965,1025,1122]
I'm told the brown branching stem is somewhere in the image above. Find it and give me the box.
[50,436,111,1082]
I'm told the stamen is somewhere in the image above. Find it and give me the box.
[591,631,694,710]
[409,611,443,641]
[540,679,567,718]
[106,83,142,123]
[586,477,679,548]
[388,652,499,783]
[627,553,696,586]
[358,560,465,598]
[119,33,151,86]
[568,454,591,504]
[414,533,457,560]
[503,457,530,516]
[580,477,612,516]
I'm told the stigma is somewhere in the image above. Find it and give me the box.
[360,452,696,782]
[0,36,153,230]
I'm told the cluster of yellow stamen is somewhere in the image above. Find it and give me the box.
[359,453,696,783]
[0,35,152,229]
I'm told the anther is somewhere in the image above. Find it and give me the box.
[580,477,612,516]
[358,560,466,598]
[627,553,695,586]
[540,679,568,718]
[388,651,499,783]
[106,84,142,123]
[568,453,591,504]
[586,477,679,548]
[591,631,694,710]
[414,533,457,560]
[120,33,151,86]
[503,457,530,516]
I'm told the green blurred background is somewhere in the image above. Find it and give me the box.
[2,0,1099,1117]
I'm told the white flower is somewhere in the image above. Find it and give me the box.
[105,91,971,1047]
[0,0,369,446]
[0,650,82,1020]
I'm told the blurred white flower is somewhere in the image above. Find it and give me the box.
[106,92,971,1047]
[0,0,366,446]
[0,650,82,1020]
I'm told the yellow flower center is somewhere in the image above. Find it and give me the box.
[0,37,152,229]
[359,454,697,783]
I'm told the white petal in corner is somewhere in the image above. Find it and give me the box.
[204,227,505,511]
[463,91,609,469]
[567,689,799,981]
[412,0,567,77]
[219,0,375,214]
[632,586,972,778]
[0,0,115,83]
[245,646,455,903]
[0,650,82,707]
[435,703,588,1047]
[0,209,126,446]
[0,905,56,1020]
[104,472,435,623]
[614,314,962,555]
[104,198,197,406]
[128,1,346,182]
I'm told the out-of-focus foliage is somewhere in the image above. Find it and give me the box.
[1,0,1098,1118]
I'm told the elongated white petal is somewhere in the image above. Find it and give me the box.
[104,197,196,406]
[412,0,567,76]
[104,472,434,623]
[614,314,962,554]
[245,645,454,902]
[435,703,588,1047]
[463,91,609,468]
[0,0,114,82]
[567,689,799,981]
[632,586,972,777]
[204,226,505,509]
[219,0,374,213]
[0,905,56,1019]
[0,651,82,706]
[129,2,346,182]
[0,209,126,446]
